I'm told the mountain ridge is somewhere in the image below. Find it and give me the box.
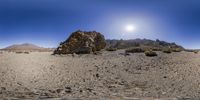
[2,43,54,52]
[106,38,184,50]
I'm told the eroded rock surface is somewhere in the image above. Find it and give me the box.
[54,30,106,54]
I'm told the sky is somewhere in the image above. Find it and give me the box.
[0,0,200,49]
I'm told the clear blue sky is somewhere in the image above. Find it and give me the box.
[0,0,200,49]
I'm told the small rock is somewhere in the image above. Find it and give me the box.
[86,88,93,92]
[49,90,56,93]
[65,87,72,93]
[72,53,78,57]
[96,73,100,78]
[1,87,6,91]
[56,89,63,93]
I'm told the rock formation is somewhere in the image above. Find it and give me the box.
[54,30,106,54]
[106,39,184,50]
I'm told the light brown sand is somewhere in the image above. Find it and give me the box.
[0,50,200,99]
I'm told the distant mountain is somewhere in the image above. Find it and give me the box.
[2,43,54,52]
[106,38,184,50]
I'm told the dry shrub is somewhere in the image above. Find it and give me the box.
[185,49,193,52]
[152,47,162,51]
[172,48,182,52]
[16,51,30,54]
[106,48,117,51]
[163,49,172,54]
[145,51,157,57]
[185,49,199,54]
[24,52,30,54]
[125,47,145,53]
[16,51,23,54]
[194,51,199,54]
[140,46,162,52]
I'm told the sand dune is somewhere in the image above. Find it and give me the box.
[0,50,200,99]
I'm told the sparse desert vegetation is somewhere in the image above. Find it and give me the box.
[15,51,30,54]
[185,49,199,54]
[15,51,24,54]
[125,47,145,53]
[144,50,158,57]
[106,47,117,51]
[24,51,30,54]
[171,48,183,52]
[163,49,172,54]
[194,50,199,54]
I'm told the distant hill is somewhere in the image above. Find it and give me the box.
[106,38,184,50]
[2,43,54,52]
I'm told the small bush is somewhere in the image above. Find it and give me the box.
[185,49,193,52]
[194,51,199,54]
[185,49,199,54]
[125,47,145,53]
[16,51,23,54]
[172,48,182,52]
[24,52,30,54]
[106,48,117,51]
[152,47,162,51]
[16,51,30,54]
[145,51,157,57]
[163,49,172,54]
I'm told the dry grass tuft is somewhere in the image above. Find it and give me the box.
[24,52,30,54]
[16,51,30,54]
[145,50,157,57]
[16,51,23,54]
[185,49,199,54]
[172,48,182,52]
[125,47,145,53]
[163,49,172,54]
[194,51,199,54]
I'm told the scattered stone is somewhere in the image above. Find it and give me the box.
[95,73,100,78]
[65,87,72,93]
[56,89,63,93]
[1,87,6,91]
[72,53,78,57]
[125,53,131,56]
[86,88,93,92]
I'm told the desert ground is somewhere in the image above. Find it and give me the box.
[0,50,200,99]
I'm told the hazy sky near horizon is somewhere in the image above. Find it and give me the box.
[0,0,200,49]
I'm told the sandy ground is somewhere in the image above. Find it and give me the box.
[0,50,200,100]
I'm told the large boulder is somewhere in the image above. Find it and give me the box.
[54,30,106,54]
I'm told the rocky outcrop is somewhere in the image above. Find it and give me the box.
[54,30,106,54]
[106,39,184,50]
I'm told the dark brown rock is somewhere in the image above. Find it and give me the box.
[54,30,106,54]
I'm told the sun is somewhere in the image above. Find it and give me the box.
[125,24,136,32]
